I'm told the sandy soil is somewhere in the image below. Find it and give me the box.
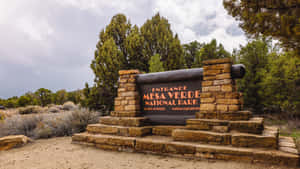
[0,137,296,169]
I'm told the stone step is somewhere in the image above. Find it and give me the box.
[152,125,186,136]
[172,126,278,149]
[110,111,140,117]
[172,129,231,145]
[279,136,299,155]
[72,133,299,167]
[186,117,264,134]
[186,119,229,131]
[228,117,264,134]
[86,124,151,137]
[99,116,148,127]
[196,110,252,121]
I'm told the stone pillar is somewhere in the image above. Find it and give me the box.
[196,58,245,120]
[111,70,141,117]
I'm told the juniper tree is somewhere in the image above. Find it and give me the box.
[149,54,164,73]
[223,0,300,54]
[141,13,185,70]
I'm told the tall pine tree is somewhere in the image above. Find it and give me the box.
[141,13,185,70]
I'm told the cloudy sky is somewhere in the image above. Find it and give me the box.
[0,0,247,99]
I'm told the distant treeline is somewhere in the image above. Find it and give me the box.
[0,88,82,108]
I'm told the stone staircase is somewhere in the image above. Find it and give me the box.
[72,59,299,167]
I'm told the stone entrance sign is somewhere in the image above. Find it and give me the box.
[136,65,245,125]
[73,58,299,167]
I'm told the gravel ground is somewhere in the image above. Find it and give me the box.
[0,137,296,169]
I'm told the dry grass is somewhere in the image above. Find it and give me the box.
[0,108,102,139]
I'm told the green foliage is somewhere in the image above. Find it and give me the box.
[237,38,270,112]
[52,89,68,105]
[0,111,5,121]
[17,95,31,107]
[149,54,164,73]
[260,52,300,116]
[223,0,300,53]
[18,106,43,115]
[183,41,203,68]
[35,88,52,107]
[141,13,185,70]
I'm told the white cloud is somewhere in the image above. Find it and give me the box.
[0,0,247,98]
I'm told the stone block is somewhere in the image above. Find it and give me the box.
[100,116,148,127]
[213,79,232,85]
[118,88,126,92]
[203,69,222,76]
[216,105,228,112]
[124,104,140,111]
[225,92,240,99]
[216,99,240,105]
[135,139,166,153]
[229,117,264,134]
[203,63,231,71]
[212,126,229,133]
[128,127,152,137]
[0,135,32,151]
[114,105,124,111]
[128,100,139,105]
[203,58,232,65]
[195,111,218,119]
[221,84,234,92]
[201,97,215,103]
[203,76,216,81]
[87,124,151,137]
[218,111,252,121]
[72,133,89,142]
[231,133,277,149]
[165,142,196,154]
[186,119,228,130]
[119,91,139,97]
[202,86,221,92]
[119,79,128,83]
[119,70,140,75]
[200,93,212,98]
[200,104,216,111]
[114,100,121,106]
[172,129,231,145]
[120,100,128,105]
[152,126,185,136]
[228,105,241,111]
[216,73,231,80]
[110,111,140,117]
[202,81,213,86]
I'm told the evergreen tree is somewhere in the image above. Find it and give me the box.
[52,89,68,105]
[260,51,300,117]
[182,41,202,68]
[223,0,300,53]
[141,13,185,70]
[149,54,164,73]
[34,88,52,107]
[125,25,148,72]
[91,37,123,110]
[237,38,271,112]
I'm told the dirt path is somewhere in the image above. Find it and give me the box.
[0,137,296,169]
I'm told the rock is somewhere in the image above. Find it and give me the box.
[0,135,32,151]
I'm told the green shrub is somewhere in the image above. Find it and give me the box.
[0,111,5,121]
[18,106,43,115]
[70,108,101,133]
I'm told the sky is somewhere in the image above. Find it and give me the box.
[0,0,247,99]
